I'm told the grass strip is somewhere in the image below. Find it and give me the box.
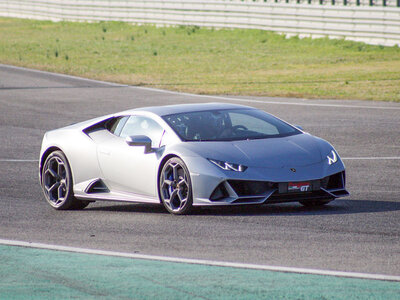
[1,17,400,102]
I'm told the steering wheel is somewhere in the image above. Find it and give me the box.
[232,125,248,134]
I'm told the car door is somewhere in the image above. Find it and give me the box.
[97,115,165,197]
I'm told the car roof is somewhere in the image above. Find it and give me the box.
[119,102,255,117]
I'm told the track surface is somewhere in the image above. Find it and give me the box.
[2,245,399,300]
[0,64,399,276]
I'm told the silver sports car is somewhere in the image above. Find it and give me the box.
[39,103,349,214]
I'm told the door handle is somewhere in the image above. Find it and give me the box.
[99,148,110,155]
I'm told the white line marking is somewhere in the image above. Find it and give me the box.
[342,157,400,160]
[2,64,400,111]
[131,86,400,110]
[0,159,38,162]
[0,239,399,282]
[0,63,127,87]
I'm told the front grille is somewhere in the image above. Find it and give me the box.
[227,180,276,197]
[209,172,347,203]
[267,190,333,204]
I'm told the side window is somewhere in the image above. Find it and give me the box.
[106,116,129,136]
[119,115,165,147]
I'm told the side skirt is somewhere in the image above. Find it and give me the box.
[75,191,160,204]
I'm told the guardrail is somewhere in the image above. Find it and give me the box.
[0,0,399,46]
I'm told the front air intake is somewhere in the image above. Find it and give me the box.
[210,183,229,201]
[321,171,345,190]
[227,180,276,197]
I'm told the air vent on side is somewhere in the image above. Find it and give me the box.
[82,118,113,136]
[85,179,109,194]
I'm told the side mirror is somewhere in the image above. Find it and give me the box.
[125,135,153,153]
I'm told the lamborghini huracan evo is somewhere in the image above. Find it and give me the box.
[39,103,349,214]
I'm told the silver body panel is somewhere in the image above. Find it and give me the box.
[39,103,348,206]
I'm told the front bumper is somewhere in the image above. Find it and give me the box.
[193,171,349,206]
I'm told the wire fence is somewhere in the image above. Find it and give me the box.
[0,0,399,46]
[226,0,400,7]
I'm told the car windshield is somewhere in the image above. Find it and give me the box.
[163,108,301,142]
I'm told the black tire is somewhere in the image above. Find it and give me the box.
[41,150,90,210]
[159,157,193,215]
[299,199,333,207]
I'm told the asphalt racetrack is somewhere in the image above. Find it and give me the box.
[1,64,400,283]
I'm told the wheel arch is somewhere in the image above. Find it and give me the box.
[40,146,63,178]
[40,146,77,185]
[40,146,90,210]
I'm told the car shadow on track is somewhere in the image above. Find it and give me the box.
[194,199,400,216]
[84,199,400,216]
[85,203,168,214]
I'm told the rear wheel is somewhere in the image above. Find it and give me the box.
[299,199,332,207]
[41,150,90,210]
[159,157,193,215]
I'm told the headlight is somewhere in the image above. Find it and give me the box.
[208,159,247,172]
[327,150,338,165]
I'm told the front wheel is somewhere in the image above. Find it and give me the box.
[299,199,333,207]
[159,157,193,215]
[41,150,90,210]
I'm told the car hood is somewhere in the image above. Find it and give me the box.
[181,133,324,168]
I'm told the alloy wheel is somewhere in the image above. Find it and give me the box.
[160,158,192,214]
